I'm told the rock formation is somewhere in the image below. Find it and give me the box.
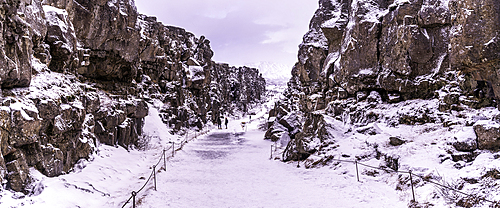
[266,0,500,161]
[0,0,265,192]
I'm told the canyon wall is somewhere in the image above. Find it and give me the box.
[0,0,265,192]
[266,0,500,161]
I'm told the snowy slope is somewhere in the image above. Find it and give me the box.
[246,62,292,86]
[0,107,188,207]
[294,99,500,208]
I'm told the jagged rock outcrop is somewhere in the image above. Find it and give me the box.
[137,16,265,131]
[210,63,266,117]
[0,0,265,192]
[44,0,140,81]
[289,0,500,109]
[0,0,46,88]
[268,0,500,161]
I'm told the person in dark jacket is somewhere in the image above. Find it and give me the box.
[225,117,228,129]
[217,117,222,129]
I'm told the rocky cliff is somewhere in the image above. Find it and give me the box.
[0,0,265,192]
[267,0,500,161]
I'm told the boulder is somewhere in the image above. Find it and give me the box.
[384,155,400,171]
[37,144,64,177]
[389,136,406,146]
[130,99,149,118]
[5,150,29,192]
[443,93,460,105]
[452,127,478,152]
[451,152,478,163]
[84,92,100,114]
[453,138,478,152]
[9,103,41,147]
[473,121,500,150]
[36,99,60,120]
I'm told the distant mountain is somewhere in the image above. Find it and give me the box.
[245,62,291,86]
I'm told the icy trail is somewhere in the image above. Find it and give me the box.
[137,118,406,208]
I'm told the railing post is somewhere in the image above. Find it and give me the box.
[163,149,166,171]
[132,191,136,208]
[355,161,360,182]
[409,170,416,202]
[153,165,157,191]
[270,145,273,160]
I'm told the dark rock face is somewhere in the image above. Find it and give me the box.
[0,0,266,192]
[44,0,140,81]
[0,0,47,88]
[474,122,500,150]
[287,0,500,110]
[267,0,500,163]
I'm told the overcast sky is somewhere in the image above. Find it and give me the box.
[134,0,318,68]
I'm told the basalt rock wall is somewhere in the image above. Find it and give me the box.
[290,0,500,111]
[0,0,265,192]
[267,0,500,161]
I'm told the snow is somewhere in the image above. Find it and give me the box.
[186,66,205,81]
[3,69,500,208]
[484,36,497,46]
[1,82,410,208]
[137,106,406,208]
[245,62,291,85]
[323,51,340,76]
[43,5,70,34]
[314,97,500,207]
[10,101,37,121]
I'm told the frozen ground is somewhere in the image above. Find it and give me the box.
[138,116,406,208]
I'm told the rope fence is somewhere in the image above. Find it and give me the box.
[121,127,212,208]
[270,145,500,206]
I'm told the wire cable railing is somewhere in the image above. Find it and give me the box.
[270,145,500,206]
[121,127,212,208]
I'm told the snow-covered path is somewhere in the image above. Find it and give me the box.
[137,119,407,208]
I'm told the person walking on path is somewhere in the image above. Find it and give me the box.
[217,116,222,129]
[225,117,228,129]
